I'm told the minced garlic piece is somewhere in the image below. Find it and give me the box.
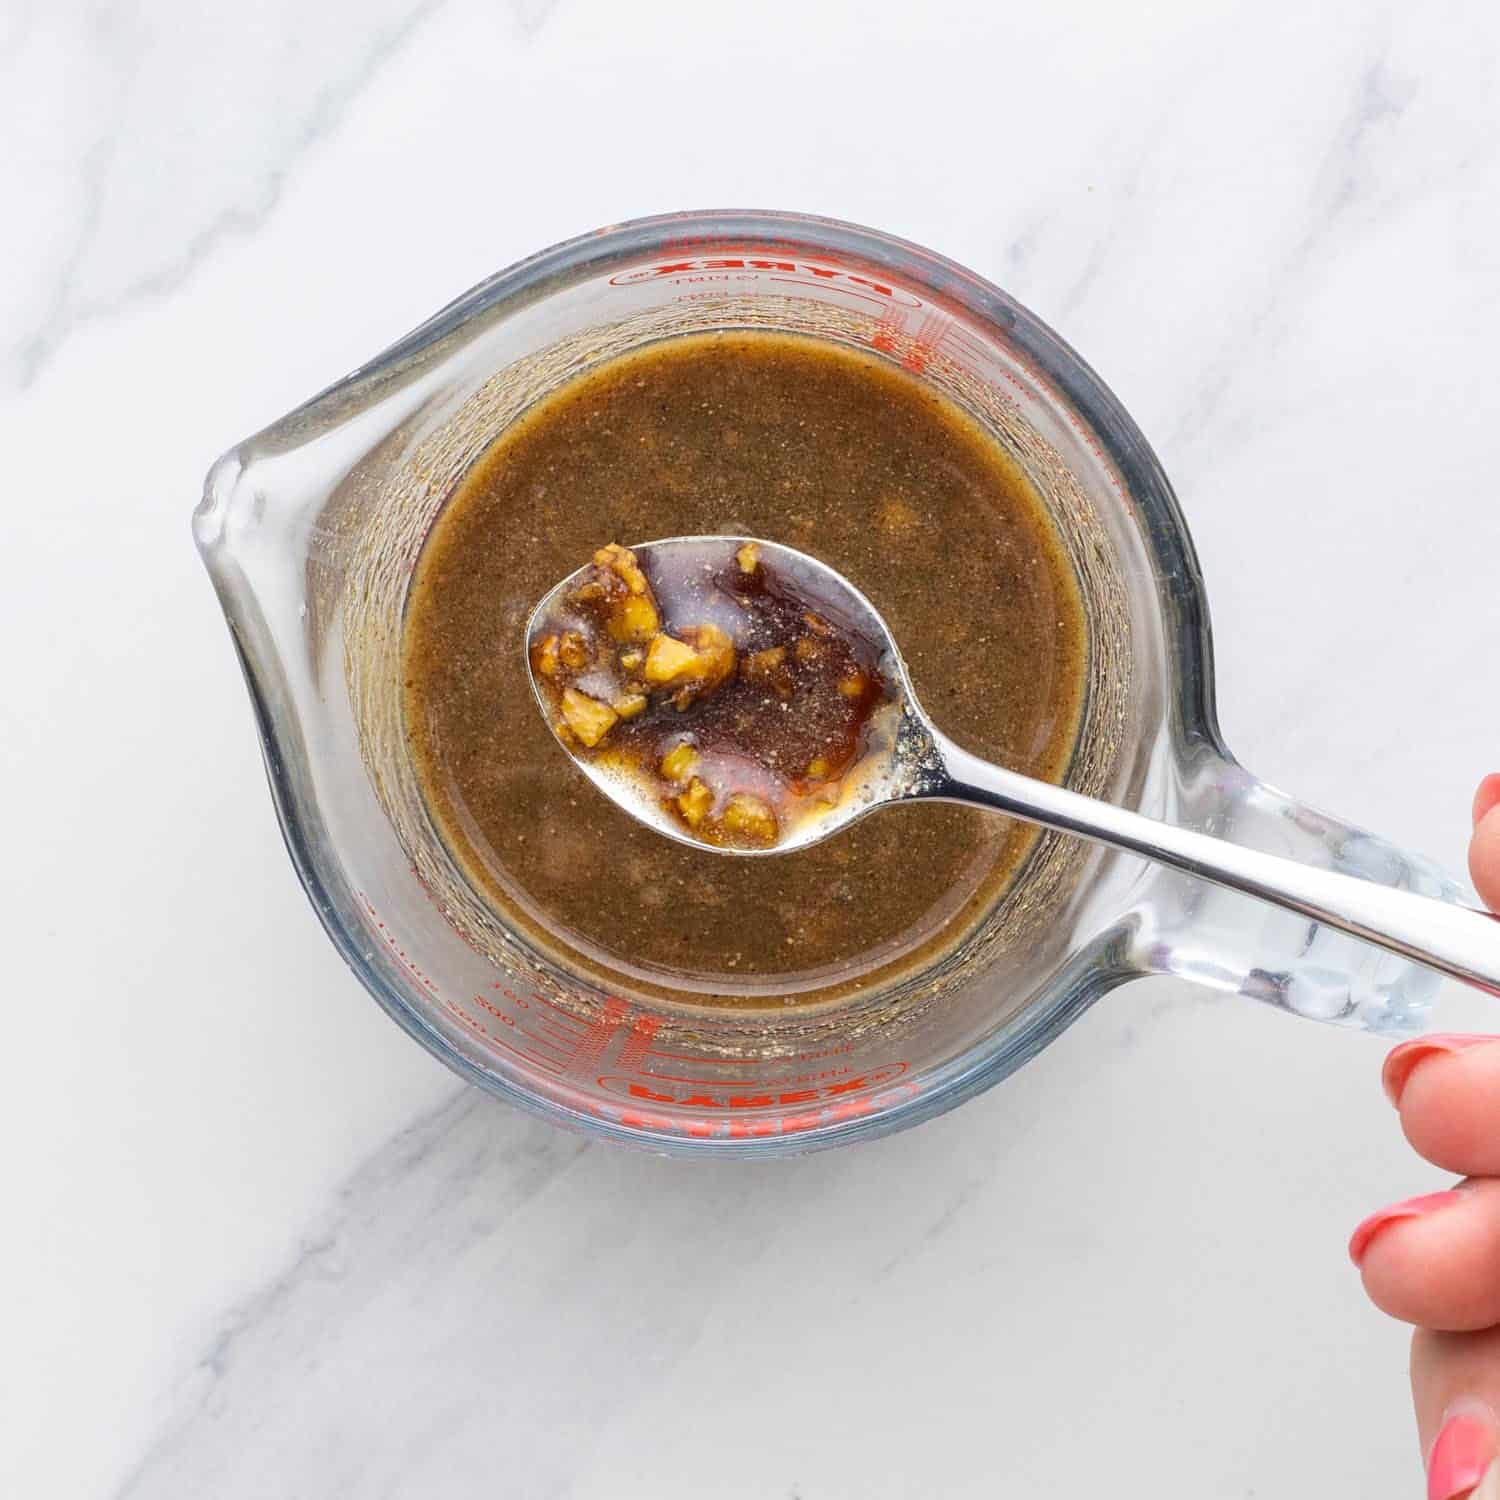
[644,634,699,683]
[644,623,735,701]
[720,793,778,845]
[558,631,590,669]
[743,645,786,677]
[560,687,618,747]
[534,635,562,677]
[593,542,650,596]
[676,777,714,827]
[608,591,659,643]
[660,742,700,782]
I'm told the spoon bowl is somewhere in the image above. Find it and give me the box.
[525,535,938,856]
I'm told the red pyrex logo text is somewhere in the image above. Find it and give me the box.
[608,258,922,307]
[596,1061,909,1110]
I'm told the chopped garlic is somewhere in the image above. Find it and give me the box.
[660,742,700,782]
[720,793,778,845]
[560,687,618,747]
[676,777,714,827]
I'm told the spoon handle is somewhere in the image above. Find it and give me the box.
[927,731,1500,998]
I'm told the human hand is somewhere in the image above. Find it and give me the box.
[1351,775,1500,1500]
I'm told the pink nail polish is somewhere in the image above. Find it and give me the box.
[1348,1190,1464,1266]
[1429,1403,1499,1500]
[1383,1035,1497,1106]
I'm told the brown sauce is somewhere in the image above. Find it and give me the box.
[402,331,1087,1007]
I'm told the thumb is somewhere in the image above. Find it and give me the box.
[1470,776,1500,911]
[1413,1329,1500,1499]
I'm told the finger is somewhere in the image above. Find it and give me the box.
[1411,1328,1500,1498]
[1472,796,1500,912]
[1473,774,1500,832]
[1353,1179,1500,1330]
[1386,1038,1500,1178]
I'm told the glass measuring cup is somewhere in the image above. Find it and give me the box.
[195,209,1465,1155]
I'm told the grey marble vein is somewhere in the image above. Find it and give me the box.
[109,1086,804,1500]
[1168,53,1419,452]
[113,1089,590,1499]
[512,0,560,38]
[10,0,477,390]
[873,1178,985,1280]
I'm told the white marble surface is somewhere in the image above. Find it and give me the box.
[7,1,1500,1495]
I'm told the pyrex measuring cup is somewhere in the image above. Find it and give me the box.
[195,209,1468,1155]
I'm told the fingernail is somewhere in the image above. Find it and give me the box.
[1384,1035,1497,1106]
[1474,774,1500,830]
[1348,1190,1464,1266]
[1429,1401,1499,1500]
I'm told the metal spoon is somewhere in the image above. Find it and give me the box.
[528,535,1500,996]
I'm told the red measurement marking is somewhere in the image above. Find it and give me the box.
[596,1063,907,1108]
[487,985,592,1041]
[439,996,561,1074]
[937,322,990,365]
[610,1082,919,1139]
[517,1026,574,1056]
[870,308,905,355]
[616,1013,660,1074]
[470,992,581,1060]
[765,276,896,308]
[493,1040,563,1074]
[902,309,948,373]
[720,1115,785,1138]
[358,894,931,1138]
[357,893,438,994]
[471,992,517,1024]
[534,1018,587,1047]
[609,258,921,307]
[566,995,629,1077]
[624,1069,769,1088]
[916,310,946,342]
[642,1044,724,1063]
[530,992,592,1027]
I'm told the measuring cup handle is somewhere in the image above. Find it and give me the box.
[1129,758,1472,1037]
[921,731,1473,1036]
